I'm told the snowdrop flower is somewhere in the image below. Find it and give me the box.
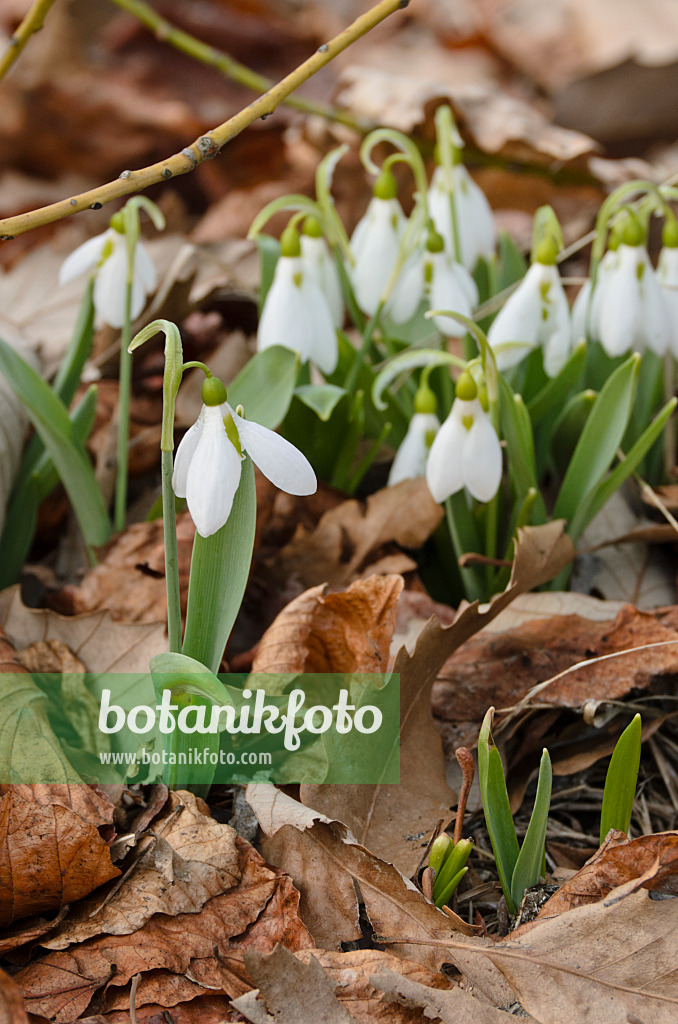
[258,224,338,374]
[300,217,343,328]
[173,375,316,538]
[389,227,478,332]
[59,217,156,328]
[488,239,571,378]
[571,249,618,346]
[593,216,671,358]
[656,219,678,357]
[350,168,407,316]
[426,372,502,504]
[388,383,440,486]
[428,161,496,270]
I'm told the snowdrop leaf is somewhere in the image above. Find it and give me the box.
[600,714,641,844]
[0,335,110,549]
[571,396,677,541]
[51,278,95,407]
[553,353,640,528]
[498,376,545,520]
[527,341,586,425]
[478,710,520,916]
[510,748,552,910]
[294,384,346,421]
[227,345,298,429]
[182,455,256,674]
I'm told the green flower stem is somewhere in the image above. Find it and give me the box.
[162,449,182,655]
[0,0,57,80]
[114,280,134,532]
[0,0,409,239]
[107,0,373,134]
[444,493,485,604]
[345,304,383,394]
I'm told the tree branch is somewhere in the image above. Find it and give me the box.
[0,0,410,240]
[0,0,59,80]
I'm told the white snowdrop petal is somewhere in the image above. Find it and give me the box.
[233,413,317,495]
[185,407,242,537]
[597,246,644,357]
[571,280,591,345]
[425,404,467,503]
[658,248,678,356]
[429,253,474,335]
[258,257,313,361]
[388,253,425,324]
[641,269,671,356]
[487,263,544,369]
[59,231,109,285]
[455,166,496,268]
[300,235,343,328]
[301,278,338,374]
[172,408,205,498]
[388,413,439,486]
[134,241,157,295]
[93,243,129,328]
[540,274,572,377]
[351,198,405,315]
[463,416,502,502]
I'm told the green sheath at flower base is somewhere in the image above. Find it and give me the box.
[202,375,227,407]
[373,168,398,201]
[434,867,468,909]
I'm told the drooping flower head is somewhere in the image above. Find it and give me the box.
[488,235,571,378]
[388,225,478,332]
[350,167,407,316]
[388,379,440,486]
[591,212,671,358]
[300,216,344,329]
[428,155,496,271]
[173,374,317,538]
[426,370,502,504]
[257,222,338,373]
[59,207,159,329]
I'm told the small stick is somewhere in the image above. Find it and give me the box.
[0,0,58,81]
[454,747,475,846]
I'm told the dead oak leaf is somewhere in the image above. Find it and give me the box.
[234,945,355,1024]
[252,575,403,674]
[370,965,526,1023]
[0,789,120,928]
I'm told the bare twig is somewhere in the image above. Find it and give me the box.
[0,0,58,80]
[454,747,475,846]
[129,973,140,1024]
[107,0,374,133]
[0,0,410,240]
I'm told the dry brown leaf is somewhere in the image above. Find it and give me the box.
[80,996,241,1023]
[274,479,443,590]
[0,967,29,1024]
[246,784,472,974]
[235,945,355,1024]
[542,830,678,916]
[479,888,678,1023]
[0,784,113,827]
[0,788,120,928]
[302,523,573,876]
[14,830,312,1022]
[57,513,196,624]
[252,575,403,674]
[41,791,241,949]
[0,586,167,672]
[370,965,527,1023]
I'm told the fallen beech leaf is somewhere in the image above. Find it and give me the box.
[235,945,355,1024]
[0,967,29,1024]
[0,788,120,928]
[252,575,403,673]
[0,907,68,956]
[274,478,443,589]
[480,889,678,1023]
[14,832,312,1023]
[370,965,524,1023]
[541,830,678,916]
[57,513,196,624]
[79,996,241,1022]
[303,523,573,875]
[246,784,472,974]
[0,784,113,826]
[42,791,241,949]
[0,586,167,672]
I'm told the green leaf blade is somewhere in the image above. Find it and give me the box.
[510,748,552,910]
[600,714,642,845]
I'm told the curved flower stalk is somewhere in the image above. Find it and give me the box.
[173,375,316,538]
[350,168,407,316]
[488,238,571,378]
[300,217,344,327]
[592,216,671,357]
[59,206,162,328]
[257,223,338,373]
[388,380,440,485]
[426,371,502,504]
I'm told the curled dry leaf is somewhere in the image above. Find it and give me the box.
[0,788,120,928]
[235,945,355,1024]
[0,967,29,1024]
[540,830,678,916]
[370,965,525,1024]
[245,784,472,976]
[13,823,312,1022]
[252,574,403,674]
[41,791,241,949]
[273,478,443,590]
